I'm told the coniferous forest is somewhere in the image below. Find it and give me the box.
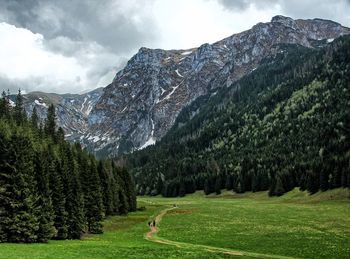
[126,36,350,197]
[0,92,136,243]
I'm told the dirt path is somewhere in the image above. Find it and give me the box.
[145,207,173,240]
[145,207,297,259]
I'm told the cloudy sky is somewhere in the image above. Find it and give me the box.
[0,0,349,94]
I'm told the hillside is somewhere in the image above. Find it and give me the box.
[126,35,350,197]
[19,16,350,157]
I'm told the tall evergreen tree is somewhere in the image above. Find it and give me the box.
[49,158,68,240]
[0,126,13,242]
[0,90,10,119]
[44,104,56,140]
[6,131,40,242]
[62,146,85,239]
[81,156,104,234]
[31,107,39,130]
[33,150,56,242]
[98,161,114,216]
[14,90,25,125]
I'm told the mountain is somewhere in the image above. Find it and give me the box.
[126,35,350,197]
[22,15,350,157]
[22,88,103,142]
[86,15,350,155]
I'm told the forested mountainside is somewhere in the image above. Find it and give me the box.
[20,16,350,157]
[125,36,350,197]
[0,93,136,243]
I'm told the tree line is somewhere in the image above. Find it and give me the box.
[125,36,350,198]
[0,91,136,243]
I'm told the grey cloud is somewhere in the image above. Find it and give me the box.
[0,0,157,55]
[216,0,350,27]
[0,74,45,94]
[216,0,278,11]
[0,0,158,93]
[278,0,350,27]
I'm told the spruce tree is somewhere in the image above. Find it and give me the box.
[48,158,68,239]
[98,161,114,216]
[31,107,39,130]
[44,104,56,140]
[110,161,120,214]
[14,90,25,125]
[33,150,55,242]
[62,145,85,239]
[0,90,10,119]
[113,167,129,214]
[0,128,12,242]
[81,156,104,234]
[120,167,137,211]
[6,131,40,242]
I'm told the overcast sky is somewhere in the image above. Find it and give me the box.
[0,0,349,94]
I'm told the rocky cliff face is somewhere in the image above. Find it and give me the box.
[23,88,103,142]
[87,16,350,155]
[23,16,350,157]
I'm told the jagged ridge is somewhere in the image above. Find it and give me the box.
[22,16,350,157]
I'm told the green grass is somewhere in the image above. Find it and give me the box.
[0,188,349,258]
[0,203,225,259]
[143,188,350,259]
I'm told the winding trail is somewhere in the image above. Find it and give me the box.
[145,207,297,259]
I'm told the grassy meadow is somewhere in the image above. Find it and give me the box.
[0,188,349,258]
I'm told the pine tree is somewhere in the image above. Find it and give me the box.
[109,161,120,214]
[81,156,104,234]
[0,90,10,119]
[33,150,55,242]
[31,107,39,130]
[113,167,129,215]
[49,158,68,240]
[6,131,40,242]
[44,104,56,140]
[56,127,65,143]
[64,146,85,239]
[119,167,137,211]
[14,90,25,125]
[0,127,13,242]
[98,161,114,216]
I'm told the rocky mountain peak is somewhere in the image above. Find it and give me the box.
[22,16,350,158]
[271,15,298,29]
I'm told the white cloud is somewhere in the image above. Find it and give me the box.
[0,0,349,94]
[152,0,280,49]
[0,22,119,93]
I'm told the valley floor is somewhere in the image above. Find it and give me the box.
[1,188,349,258]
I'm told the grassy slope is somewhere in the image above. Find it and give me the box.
[145,188,350,259]
[0,203,224,259]
[0,188,349,258]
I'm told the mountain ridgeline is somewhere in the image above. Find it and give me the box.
[20,16,350,157]
[0,94,136,243]
[125,35,350,197]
